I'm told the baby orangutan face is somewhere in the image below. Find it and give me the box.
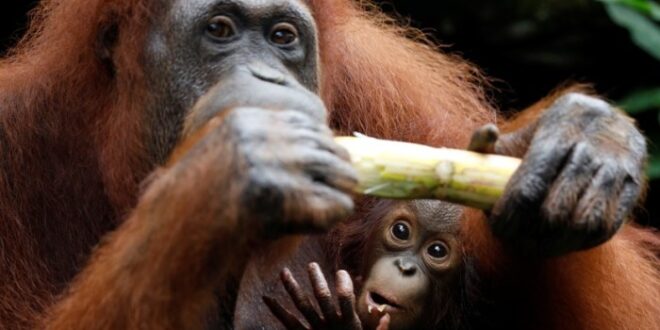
[264,200,465,330]
[356,200,464,330]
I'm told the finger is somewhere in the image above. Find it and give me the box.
[277,109,324,131]
[491,138,575,238]
[298,150,358,193]
[288,127,352,162]
[257,168,352,233]
[493,123,538,158]
[280,268,324,327]
[335,270,361,329]
[376,314,391,330]
[257,148,357,194]
[263,296,311,330]
[572,165,624,249]
[283,182,354,232]
[614,175,642,226]
[541,142,600,229]
[308,262,339,323]
[467,124,499,154]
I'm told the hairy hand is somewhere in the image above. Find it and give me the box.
[179,74,358,237]
[470,93,647,256]
[230,108,358,235]
[264,263,390,330]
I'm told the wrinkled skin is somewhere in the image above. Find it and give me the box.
[140,0,358,233]
[142,0,322,162]
[472,93,647,256]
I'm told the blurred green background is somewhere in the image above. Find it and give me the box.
[1,0,658,227]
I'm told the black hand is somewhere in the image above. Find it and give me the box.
[489,93,647,256]
[228,108,357,235]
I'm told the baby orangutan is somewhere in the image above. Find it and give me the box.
[264,200,475,330]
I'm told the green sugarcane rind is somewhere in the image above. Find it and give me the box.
[336,135,522,209]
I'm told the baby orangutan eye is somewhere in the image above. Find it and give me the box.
[391,221,411,241]
[427,242,449,259]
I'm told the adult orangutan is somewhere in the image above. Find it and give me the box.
[0,1,657,330]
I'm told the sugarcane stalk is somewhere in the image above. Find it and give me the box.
[335,134,522,210]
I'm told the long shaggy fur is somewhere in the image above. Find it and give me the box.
[0,1,154,328]
[0,0,657,329]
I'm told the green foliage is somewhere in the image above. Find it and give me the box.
[619,88,660,114]
[650,155,660,179]
[600,0,660,179]
[600,0,660,59]
[600,0,660,19]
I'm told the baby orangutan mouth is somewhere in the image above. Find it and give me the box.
[366,290,404,315]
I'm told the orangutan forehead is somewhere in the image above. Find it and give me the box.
[172,0,313,20]
[410,200,463,234]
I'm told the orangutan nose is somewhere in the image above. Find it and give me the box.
[247,62,289,86]
[395,258,417,277]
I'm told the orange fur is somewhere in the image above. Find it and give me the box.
[0,0,657,329]
[0,1,154,328]
[311,2,660,329]
[309,0,496,147]
[537,227,660,329]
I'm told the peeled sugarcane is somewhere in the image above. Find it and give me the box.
[334,134,522,210]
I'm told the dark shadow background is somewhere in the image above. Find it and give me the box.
[1,1,658,227]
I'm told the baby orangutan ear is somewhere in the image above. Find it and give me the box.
[96,17,119,75]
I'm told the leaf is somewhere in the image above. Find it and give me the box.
[599,0,660,20]
[652,2,660,20]
[604,3,660,61]
[619,87,660,114]
[649,155,660,180]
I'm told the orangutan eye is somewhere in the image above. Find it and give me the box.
[427,242,449,259]
[270,23,299,46]
[207,16,237,40]
[391,222,411,241]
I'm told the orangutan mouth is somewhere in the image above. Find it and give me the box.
[366,291,404,314]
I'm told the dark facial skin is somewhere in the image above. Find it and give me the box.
[266,200,464,330]
[137,0,357,235]
[142,0,321,163]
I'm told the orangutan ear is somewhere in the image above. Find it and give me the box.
[97,20,119,75]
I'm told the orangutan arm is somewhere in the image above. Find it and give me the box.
[42,106,356,329]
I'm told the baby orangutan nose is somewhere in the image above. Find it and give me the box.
[395,258,417,277]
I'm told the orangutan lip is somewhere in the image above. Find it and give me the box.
[366,291,403,313]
